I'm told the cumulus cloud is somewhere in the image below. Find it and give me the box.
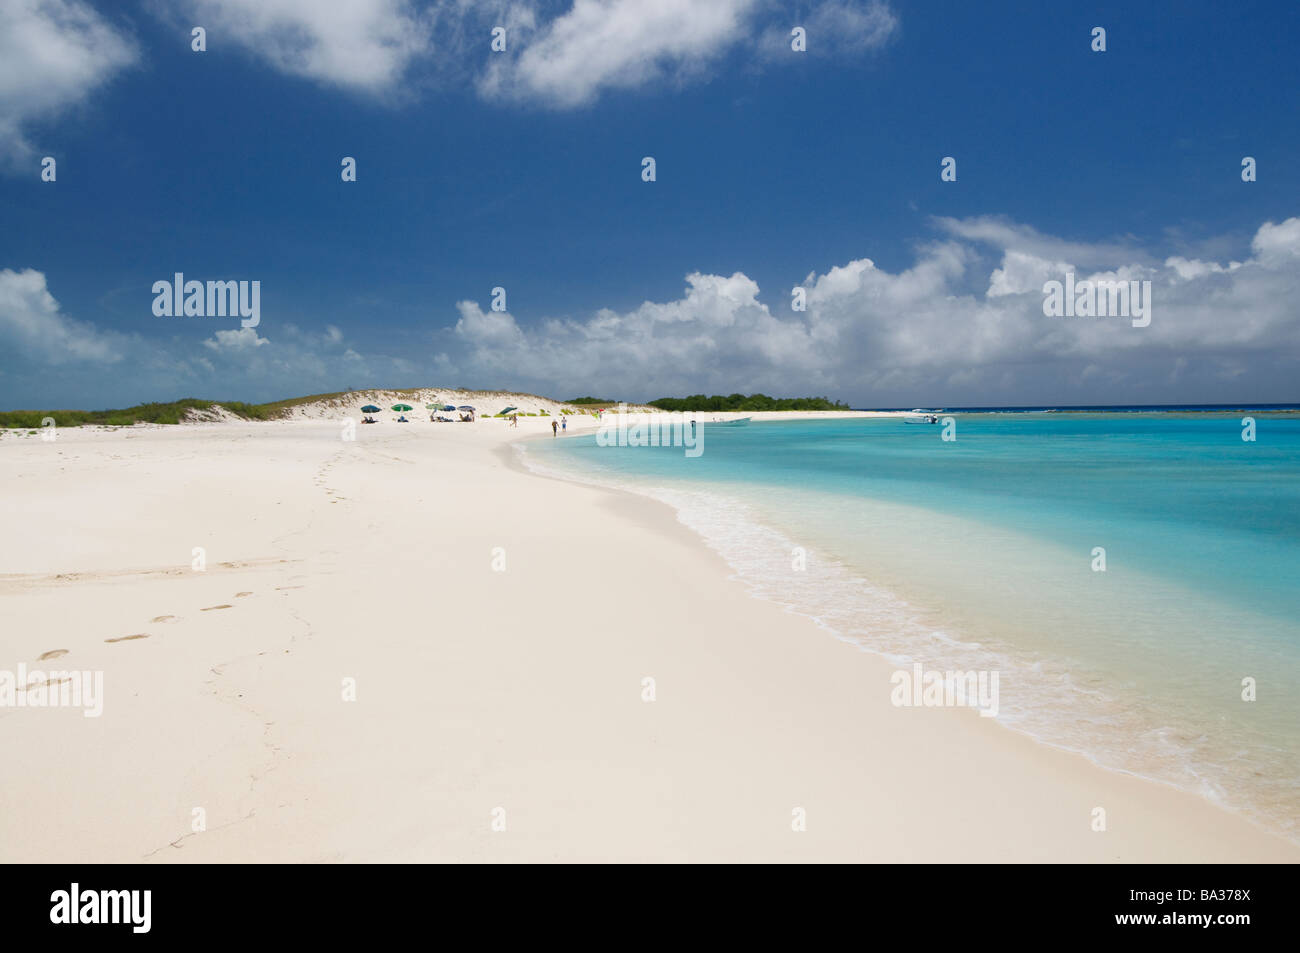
[434,216,1300,404]
[1164,257,1241,281]
[1251,217,1300,264]
[0,267,123,363]
[204,327,268,350]
[448,270,827,393]
[483,0,898,106]
[987,250,1073,297]
[0,0,137,167]
[0,270,417,407]
[453,299,527,346]
[174,0,545,99]
[176,0,898,106]
[479,0,761,107]
[0,0,898,158]
[5,216,1299,409]
[178,0,435,94]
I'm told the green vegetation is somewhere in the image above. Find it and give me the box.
[0,391,406,429]
[647,393,852,412]
[0,398,276,429]
[2,389,845,430]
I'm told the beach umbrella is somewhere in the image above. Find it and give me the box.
[360,405,381,414]
[442,404,456,412]
[425,403,439,410]
[457,405,475,412]
[392,404,413,412]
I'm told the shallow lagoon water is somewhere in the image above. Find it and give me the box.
[531,413,1300,838]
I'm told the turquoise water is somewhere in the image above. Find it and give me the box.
[528,414,1300,837]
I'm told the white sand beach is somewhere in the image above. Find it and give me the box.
[1,407,1296,863]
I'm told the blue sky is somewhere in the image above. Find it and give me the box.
[1,0,1298,409]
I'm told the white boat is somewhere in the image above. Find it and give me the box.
[904,410,941,424]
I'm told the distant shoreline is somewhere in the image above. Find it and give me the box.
[3,393,1297,429]
[854,403,1300,414]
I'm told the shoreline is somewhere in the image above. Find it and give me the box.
[519,425,1300,848]
[1,414,1296,861]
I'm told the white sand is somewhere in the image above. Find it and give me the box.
[1,409,1295,862]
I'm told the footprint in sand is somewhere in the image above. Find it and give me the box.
[26,677,71,690]
[150,615,177,623]
[105,634,150,643]
[200,604,232,611]
[274,585,303,591]
[235,592,253,598]
[37,649,69,660]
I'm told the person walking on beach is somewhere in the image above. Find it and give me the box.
[552,419,558,436]
[561,416,567,432]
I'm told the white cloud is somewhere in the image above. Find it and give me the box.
[0,0,136,166]
[481,0,897,107]
[453,299,525,343]
[1165,256,1241,281]
[934,216,1151,269]
[761,0,898,59]
[805,0,897,54]
[479,0,758,107]
[432,216,1300,404]
[987,250,1073,297]
[0,270,412,407]
[0,267,123,363]
[204,327,268,351]
[1250,217,1300,263]
[0,0,899,161]
[154,1,896,107]
[180,0,434,94]
[6,216,1299,410]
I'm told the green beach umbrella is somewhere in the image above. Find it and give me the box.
[392,404,413,412]
[360,405,381,413]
